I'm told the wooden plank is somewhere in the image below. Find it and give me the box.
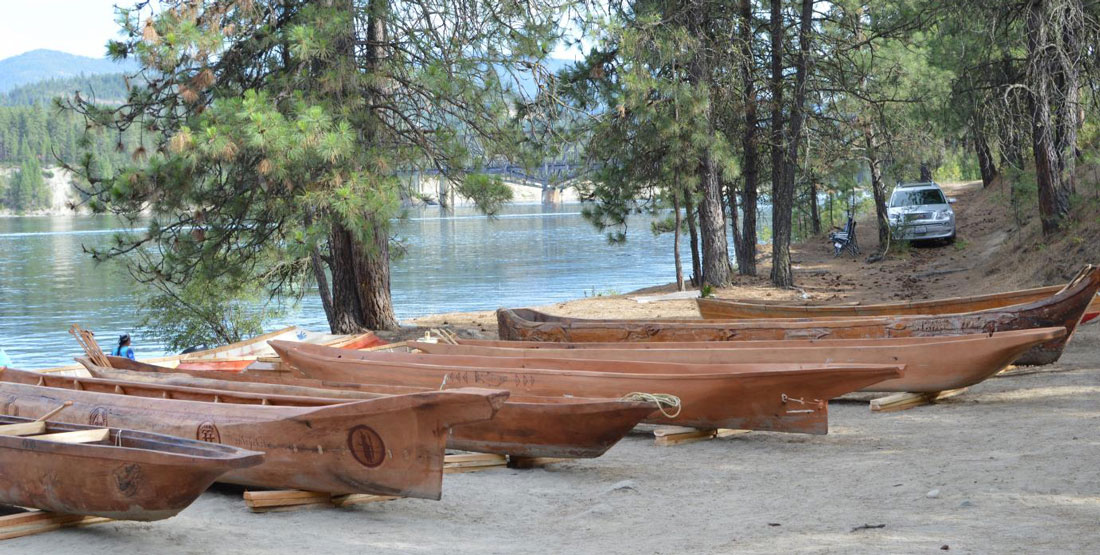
[331,494,400,508]
[31,428,110,444]
[443,453,507,473]
[0,510,111,541]
[870,388,969,412]
[654,426,717,446]
[243,490,401,512]
[0,422,46,437]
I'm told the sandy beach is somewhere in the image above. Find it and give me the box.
[7,322,1097,554]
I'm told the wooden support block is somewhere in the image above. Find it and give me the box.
[31,428,110,444]
[507,457,569,469]
[243,490,330,512]
[443,453,507,473]
[244,490,402,512]
[330,494,400,508]
[0,510,111,540]
[870,388,969,413]
[654,426,717,446]
[0,422,46,437]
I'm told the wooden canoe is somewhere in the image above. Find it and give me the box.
[0,415,262,521]
[269,341,903,435]
[697,281,1100,321]
[410,327,1065,393]
[495,265,1099,366]
[38,327,385,375]
[81,358,657,460]
[0,368,506,499]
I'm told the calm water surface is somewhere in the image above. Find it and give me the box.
[0,204,730,368]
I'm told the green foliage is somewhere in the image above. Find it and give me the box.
[1,73,131,106]
[6,157,48,212]
[700,284,713,298]
[138,268,278,352]
[456,174,513,217]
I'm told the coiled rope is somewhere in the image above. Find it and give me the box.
[621,392,682,419]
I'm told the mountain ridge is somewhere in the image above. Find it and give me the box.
[0,49,139,93]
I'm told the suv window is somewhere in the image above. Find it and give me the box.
[889,188,946,207]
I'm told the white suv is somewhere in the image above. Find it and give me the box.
[887,182,956,242]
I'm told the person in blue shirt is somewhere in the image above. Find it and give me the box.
[111,334,136,360]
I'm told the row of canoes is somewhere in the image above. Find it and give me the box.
[0,265,1095,522]
[495,265,1100,366]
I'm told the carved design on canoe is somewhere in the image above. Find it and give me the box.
[347,425,386,468]
[114,463,143,498]
[89,407,109,427]
[196,421,221,443]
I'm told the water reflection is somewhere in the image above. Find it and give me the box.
[0,204,744,368]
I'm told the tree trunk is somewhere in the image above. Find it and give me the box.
[737,0,758,277]
[672,185,685,292]
[808,179,821,234]
[726,178,745,274]
[973,119,998,188]
[328,223,369,333]
[919,162,932,182]
[865,130,891,254]
[1027,0,1073,234]
[310,246,336,330]
[768,0,790,287]
[683,188,703,287]
[687,6,732,288]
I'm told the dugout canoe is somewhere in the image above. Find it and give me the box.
[0,368,506,499]
[495,265,1099,366]
[269,341,903,435]
[697,280,1100,321]
[410,327,1065,392]
[82,358,657,459]
[0,414,262,521]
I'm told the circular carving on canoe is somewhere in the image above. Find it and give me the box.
[347,425,386,468]
[196,421,221,443]
[89,407,109,427]
[114,463,142,498]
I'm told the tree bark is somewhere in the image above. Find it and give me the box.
[865,129,891,253]
[726,178,745,273]
[672,185,685,292]
[687,5,732,288]
[808,179,821,234]
[683,188,703,286]
[1027,0,1073,234]
[310,245,336,330]
[737,0,759,276]
[328,223,369,333]
[973,119,998,188]
[768,0,790,287]
[919,162,932,182]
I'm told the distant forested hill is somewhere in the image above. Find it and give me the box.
[1,73,130,106]
[0,49,138,93]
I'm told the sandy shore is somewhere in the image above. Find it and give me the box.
[8,323,1098,554]
[9,180,1100,553]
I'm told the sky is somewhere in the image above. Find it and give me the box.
[0,0,129,60]
[0,0,581,61]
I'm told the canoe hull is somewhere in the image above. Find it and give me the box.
[0,416,261,521]
[0,377,505,499]
[496,266,1099,366]
[84,361,655,459]
[270,341,903,435]
[415,328,1065,392]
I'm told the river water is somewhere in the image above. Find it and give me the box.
[0,203,737,368]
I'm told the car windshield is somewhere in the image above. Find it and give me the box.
[890,188,946,207]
